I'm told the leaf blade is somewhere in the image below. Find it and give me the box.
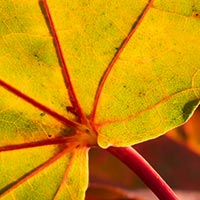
[0,147,88,200]
[94,4,200,147]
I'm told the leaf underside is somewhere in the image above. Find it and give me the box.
[0,0,200,199]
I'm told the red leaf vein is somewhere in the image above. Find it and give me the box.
[42,0,86,123]
[90,0,154,121]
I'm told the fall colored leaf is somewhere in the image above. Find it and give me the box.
[94,1,200,147]
[0,0,200,199]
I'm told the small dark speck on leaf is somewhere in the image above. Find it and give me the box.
[33,52,40,59]
[138,91,145,97]
[192,5,196,12]
[40,113,45,117]
[48,134,52,138]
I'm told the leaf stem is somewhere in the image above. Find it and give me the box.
[107,146,178,200]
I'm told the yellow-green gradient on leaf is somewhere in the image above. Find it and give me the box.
[94,0,200,147]
[0,0,200,199]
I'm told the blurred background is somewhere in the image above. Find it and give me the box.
[86,106,200,199]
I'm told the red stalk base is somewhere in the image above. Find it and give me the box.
[107,146,178,200]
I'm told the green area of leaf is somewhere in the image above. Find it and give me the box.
[167,107,200,155]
